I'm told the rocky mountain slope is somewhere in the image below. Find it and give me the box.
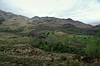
[0,9,91,28]
[31,16,92,28]
[94,25,100,29]
[0,10,95,33]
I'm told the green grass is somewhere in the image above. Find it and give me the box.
[0,32,32,45]
[0,31,100,66]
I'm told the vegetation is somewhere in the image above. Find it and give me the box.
[0,16,5,24]
[0,26,100,66]
[31,30,100,63]
[85,37,100,58]
[0,10,100,65]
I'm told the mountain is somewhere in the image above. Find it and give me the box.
[0,10,33,33]
[31,16,92,29]
[0,10,17,20]
[94,25,100,29]
[0,10,98,34]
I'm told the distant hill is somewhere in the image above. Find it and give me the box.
[94,25,100,29]
[0,10,99,34]
[31,16,92,29]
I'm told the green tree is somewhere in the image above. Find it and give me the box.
[85,38,100,58]
[96,31,100,37]
[0,16,5,24]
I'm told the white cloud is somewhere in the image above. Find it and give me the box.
[0,0,74,17]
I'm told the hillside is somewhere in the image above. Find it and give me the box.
[94,25,100,29]
[0,9,92,28]
[0,10,93,32]
[0,10,100,66]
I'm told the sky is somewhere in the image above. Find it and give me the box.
[0,0,100,25]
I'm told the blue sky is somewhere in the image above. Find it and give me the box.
[0,0,100,25]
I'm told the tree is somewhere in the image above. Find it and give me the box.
[96,31,100,37]
[85,38,100,58]
[0,16,5,24]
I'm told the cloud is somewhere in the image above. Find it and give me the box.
[55,0,100,24]
[0,0,100,24]
[0,0,75,17]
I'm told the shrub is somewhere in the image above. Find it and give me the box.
[85,38,100,58]
[0,16,5,24]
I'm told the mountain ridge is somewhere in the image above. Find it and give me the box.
[0,10,100,33]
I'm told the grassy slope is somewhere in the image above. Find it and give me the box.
[0,31,100,66]
[0,32,76,66]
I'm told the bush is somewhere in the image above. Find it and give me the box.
[85,38,100,58]
[0,16,5,24]
[31,31,85,54]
